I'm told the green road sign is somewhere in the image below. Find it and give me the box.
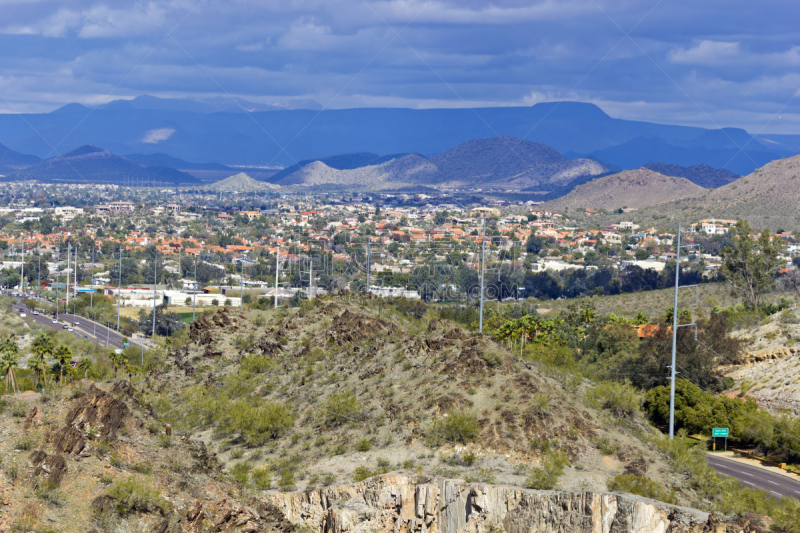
[712,428,729,437]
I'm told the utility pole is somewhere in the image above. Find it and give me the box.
[239,259,244,308]
[116,247,122,331]
[74,246,78,314]
[274,246,280,309]
[19,242,24,295]
[152,251,157,339]
[65,243,70,313]
[669,222,682,441]
[192,256,197,322]
[55,249,60,320]
[90,246,95,314]
[366,241,371,294]
[37,246,40,297]
[479,218,487,334]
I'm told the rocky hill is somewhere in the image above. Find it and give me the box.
[644,162,739,188]
[543,167,706,211]
[4,145,200,185]
[274,136,607,191]
[202,172,280,192]
[651,154,800,230]
[0,298,789,531]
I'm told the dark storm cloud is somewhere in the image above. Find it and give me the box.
[0,0,798,132]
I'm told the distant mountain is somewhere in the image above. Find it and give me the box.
[650,154,800,231]
[267,152,408,183]
[202,173,280,193]
[643,162,739,188]
[272,136,607,191]
[0,99,793,173]
[125,153,233,171]
[588,136,778,176]
[544,168,706,211]
[7,145,199,185]
[0,143,41,173]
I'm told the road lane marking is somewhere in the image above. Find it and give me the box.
[742,481,754,486]
[772,491,782,496]
[740,472,753,476]
[767,481,778,485]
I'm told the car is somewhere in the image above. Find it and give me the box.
[68,327,73,332]
[52,319,58,324]
[63,324,69,329]
[32,311,38,315]
[19,313,26,317]
[74,321,80,325]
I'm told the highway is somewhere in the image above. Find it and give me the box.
[10,297,148,351]
[707,454,800,500]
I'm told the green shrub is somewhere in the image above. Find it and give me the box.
[221,399,295,445]
[13,433,38,451]
[426,410,479,446]
[356,438,372,452]
[230,462,251,486]
[240,354,276,374]
[607,474,677,504]
[251,468,271,490]
[592,436,620,456]
[130,461,152,475]
[353,466,376,482]
[278,469,296,491]
[11,402,27,417]
[323,391,359,426]
[524,450,570,490]
[587,381,642,418]
[108,476,171,516]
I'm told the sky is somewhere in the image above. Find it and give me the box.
[0,0,798,133]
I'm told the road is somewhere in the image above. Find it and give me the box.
[707,454,800,500]
[10,298,148,351]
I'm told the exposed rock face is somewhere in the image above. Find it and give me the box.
[29,450,67,487]
[733,347,797,365]
[268,475,741,533]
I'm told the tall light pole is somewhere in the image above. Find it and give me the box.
[239,258,244,308]
[90,246,95,314]
[151,251,157,339]
[478,218,487,334]
[669,222,682,440]
[274,246,281,309]
[192,256,197,322]
[65,243,70,314]
[116,247,122,332]
[55,248,60,320]
[19,242,24,294]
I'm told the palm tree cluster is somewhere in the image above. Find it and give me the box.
[28,333,76,388]
[494,315,576,355]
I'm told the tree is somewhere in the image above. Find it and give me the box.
[526,235,544,255]
[138,303,186,337]
[109,351,126,378]
[54,345,73,384]
[30,334,54,388]
[720,220,784,310]
[634,248,649,261]
[0,338,20,393]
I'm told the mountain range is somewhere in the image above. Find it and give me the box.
[1,96,796,174]
[265,136,608,191]
[0,144,199,185]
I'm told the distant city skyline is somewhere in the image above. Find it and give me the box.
[0,0,798,133]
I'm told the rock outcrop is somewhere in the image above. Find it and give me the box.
[733,346,797,365]
[269,475,745,533]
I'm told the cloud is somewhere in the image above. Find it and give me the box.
[142,128,175,143]
[668,40,741,65]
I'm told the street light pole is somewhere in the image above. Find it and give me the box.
[116,247,122,332]
[669,222,682,440]
[192,256,197,322]
[479,218,486,334]
[152,251,157,339]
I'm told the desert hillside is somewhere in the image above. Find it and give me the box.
[544,167,706,211]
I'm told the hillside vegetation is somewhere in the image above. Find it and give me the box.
[274,136,607,191]
[544,167,706,211]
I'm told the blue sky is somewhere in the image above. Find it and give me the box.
[1,0,798,133]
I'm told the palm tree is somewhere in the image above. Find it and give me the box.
[109,351,124,378]
[0,338,20,394]
[54,345,73,384]
[30,333,54,389]
[78,357,92,380]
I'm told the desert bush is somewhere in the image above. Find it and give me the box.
[323,391,359,426]
[230,462,251,486]
[607,474,676,504]
[108,476,171,516]
[219,399,295,445]
[11,401,27,417]
[356,438,372,452]
[240,354,275,374]
[13,433,38,451]
[278,469,296,491]
[426,410,479,446]
[587,381,641,418]
[591,436,620,456]
[251,468,271,490]
[524,450,570,490]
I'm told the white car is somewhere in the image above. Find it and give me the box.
[63,324,69,330]
[68,327,73,332]
[19,313,26,318]
[32,311,38,315]
[74,321,80,326]
[52,319,58,324]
